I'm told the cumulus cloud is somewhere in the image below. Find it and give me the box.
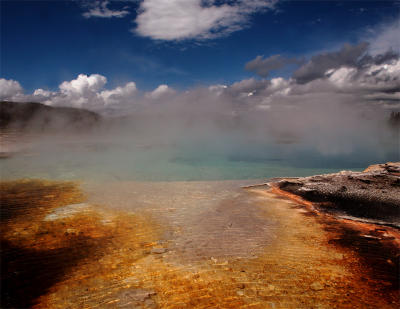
[31,89,58,105]
[133,0,276,40]
[245,55,303,78]
[326,67,357,87]
[146,84,176,99]
[82,1,130,19]
[0,78,23,100]
[50,74,107,108]
[60,74,107,96]
[33,89,56,98]
[236,43,399,113]
[293,42,369,84]
[0,74,137,111]
[2,43,398,114]
[229,78,270,95]
[2,36,399,120]
[100,82,137,105]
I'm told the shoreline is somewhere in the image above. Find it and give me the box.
[244,162,400,292]
[1,164,400,308]
[246,162,400,227]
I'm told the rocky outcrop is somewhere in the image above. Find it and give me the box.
[273,162,400,227]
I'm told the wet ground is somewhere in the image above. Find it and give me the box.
[1,179,399,308]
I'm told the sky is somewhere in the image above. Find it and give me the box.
[0,0,399,113]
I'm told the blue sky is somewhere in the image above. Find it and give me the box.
[1,0,399,93]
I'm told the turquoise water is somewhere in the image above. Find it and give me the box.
[1,132,397,181]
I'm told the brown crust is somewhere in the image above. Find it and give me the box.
[268,181,400,291]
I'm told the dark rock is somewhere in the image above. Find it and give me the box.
[274,162,400,226]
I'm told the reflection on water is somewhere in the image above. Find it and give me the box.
[84,179,271,261]
[1,130,397,181]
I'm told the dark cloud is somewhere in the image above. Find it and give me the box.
[358,49,400,67]
[293,42,369,84]
[228,78,270,95]
[245,54,302,78]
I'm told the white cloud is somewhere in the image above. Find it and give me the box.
[59,74,107,96]
[83,1,130,19]
[55,74,107,108]
[100,82,137,105]
[327,67,357,87]
[364,58,400,80]
[54,74,135,109]
[33,89,55,98]
[270,77,289,90]
[32,89,58,105]
[134,0,276,40]
[27,74,137,109]
[0,78,23,100]
[357,58,400,94]
[4,44,399,115]
[146,84,176,99]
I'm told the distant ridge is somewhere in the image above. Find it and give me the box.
[0,101,101,132]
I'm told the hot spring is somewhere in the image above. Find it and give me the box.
[1,114,399,308]
[1,126,398,182]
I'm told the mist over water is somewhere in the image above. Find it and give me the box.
[1,93,398,182]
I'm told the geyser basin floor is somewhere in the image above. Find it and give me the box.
[1,180,399,308]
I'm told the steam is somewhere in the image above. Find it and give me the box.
[1,40,399,180]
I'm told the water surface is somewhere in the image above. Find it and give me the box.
[1,130,397,181]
